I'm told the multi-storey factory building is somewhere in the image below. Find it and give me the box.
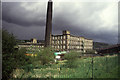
[51,30,93,52]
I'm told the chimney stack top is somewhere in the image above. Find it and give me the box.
[49,0,52,2]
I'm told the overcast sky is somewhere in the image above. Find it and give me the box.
[2,0,118,44]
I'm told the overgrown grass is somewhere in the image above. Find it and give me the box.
[12,54,119,78]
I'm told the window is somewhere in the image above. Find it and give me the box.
[67,35,70,39]
[63,40,66,44]
[63,46,65,49]
[52,41,54,44]
[64,36,66,39]
[61,41,62,44]
[55,37,57,39]
[53,37,54,39]
[68,41,70,44]
[61,46,62,49]
[61,36,63,39]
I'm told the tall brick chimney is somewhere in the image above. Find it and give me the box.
[45,0,53,47]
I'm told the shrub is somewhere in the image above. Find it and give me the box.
[35,47,55,65]
[14,48,32,68]
[63,51,80,68]
[2,30,17,79]
[85,50,96,54]
[2,30,32,79]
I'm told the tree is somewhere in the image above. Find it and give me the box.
[2,30,31,79]
[63,51,80,68]
[13,48,32,68]
[85,49,96,54]
[2,30,17,79]
[35,47,55,65]
[2,30,16,54]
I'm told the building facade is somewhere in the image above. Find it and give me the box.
[51,30,93,52]
[18,38,44,49]
[31,38,37,43]
[18,30,93,52]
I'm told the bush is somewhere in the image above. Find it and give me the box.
[64,51,79,60]
[2,30,17,79]
[2,30,16,54]
[2,30,32,79]
[63,51,80,68]
[85,49,96,54]
[35,47,55,65]
[14,48,32,68]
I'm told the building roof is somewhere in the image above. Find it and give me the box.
[52,34,71,36]
[51,30,92,40]
[18,43,44,45]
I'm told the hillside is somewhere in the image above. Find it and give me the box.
[93,42,111,50]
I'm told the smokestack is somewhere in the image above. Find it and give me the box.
[45,0,53,47]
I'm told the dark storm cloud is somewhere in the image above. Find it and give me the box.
[2,20,45,40]
[52,2,118,44]
[53,17,118,44]
[2,1,118,44]
[2,2,46,27]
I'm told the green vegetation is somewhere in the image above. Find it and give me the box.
[63,51,80,68]
[12,54,119,78]
[93,42,111,50]
[2,29,17,79]
[85,49,96,54]
[34,47,55,65]
[2,30,31,79]
[2,29,119,79]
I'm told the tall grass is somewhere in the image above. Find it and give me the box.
[12,54,119,78]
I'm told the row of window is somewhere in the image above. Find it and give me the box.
[52,40,92,44]
[70,37,81,41]
[84,40,93,43]
[52,45,66,49]
[52,36,92,43]
[52,41,93,46]
[68,46,92,49]
[84,47,93,49]
[52,40,84,44]
[52,40,66,44]
[52,45,92,49]
[52,36,66,40]
[83,43,93,45]
[18,45,44,48]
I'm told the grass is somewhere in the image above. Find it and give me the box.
[12,54,119,78]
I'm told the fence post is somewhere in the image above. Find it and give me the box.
[106,55,108,73]
[92,55,94,79]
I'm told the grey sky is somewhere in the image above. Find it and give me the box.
[2,1,118,44]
